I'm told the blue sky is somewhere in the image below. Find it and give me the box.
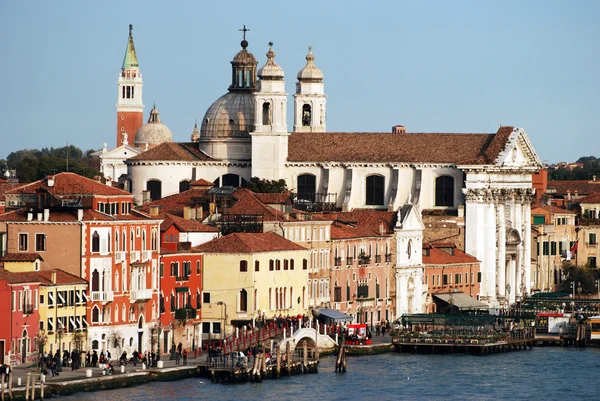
[1,0,598,163]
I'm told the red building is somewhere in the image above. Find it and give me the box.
[158,250,203,356]
[0,270,41,365]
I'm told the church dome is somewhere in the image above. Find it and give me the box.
[257,44,284,80]
[297,47,323,82]
[134,105,173,146]
[200,92,255,139]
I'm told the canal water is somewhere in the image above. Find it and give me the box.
[61,347,600,401]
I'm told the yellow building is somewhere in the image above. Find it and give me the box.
[194,232,309,341]
[37,270,88,354]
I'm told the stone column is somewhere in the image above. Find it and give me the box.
[498,202,506,298]
[486,201,497,306]
[522,195,532,296]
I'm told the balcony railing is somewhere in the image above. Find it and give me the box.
[292,192,338,213]
[142,250,153,262]
[130,251,140,263]
[346,257,354,265]
[115,251,126,263]
[23,304,34,315]
[334,257,342,267]
[385,254,393,263]
[375,255,381,263]
[176,275,190,282]
[130,289,153,302]
[91,291,114,302]
[358,256,371,265]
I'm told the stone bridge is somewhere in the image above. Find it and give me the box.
[278,327,338,352]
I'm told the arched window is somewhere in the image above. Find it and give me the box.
[240,260,248,272]
[302,104,311,126]
[435,176,454,207]
[262,102,271,125]
[297,174,316,202]
[222,174,240,187]
[114,305,119,323]
[366,175,385,206]
[92,340,99,350]
[254,260,260,272]
[91,306,100,323]
[196,260,201,275]
[122,231,126,252]
[146,180,162,201]
[115,229,119,252]
[114,271,119,293]
[240,289,248,312]
[122,304,126,321]
[269,288,272,310]
[142,230,146,251]
[130,229,135,251]
[91,231,100,253]
[91,269,100,292]
[179,180,190,192]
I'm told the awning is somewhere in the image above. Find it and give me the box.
[175,287,189,293]
[433,292,489,310]
[313,308,353,323]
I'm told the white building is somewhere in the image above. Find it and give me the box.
[120,32,542,313]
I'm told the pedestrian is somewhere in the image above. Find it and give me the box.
[182,349,188,365]
[71,349,77,371]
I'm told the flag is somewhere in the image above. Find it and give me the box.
[570,240,578,253]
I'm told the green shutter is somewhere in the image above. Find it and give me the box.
[533,215,545,225]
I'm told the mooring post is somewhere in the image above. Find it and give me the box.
[25,374,30,401]
[8,370,12,401]
[40,374,44,401]
[286,341,291,375]
[276,344,281,378]
[303,342,308,373]
[1,373,5,401]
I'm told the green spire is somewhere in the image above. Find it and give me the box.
[122,24,139,70]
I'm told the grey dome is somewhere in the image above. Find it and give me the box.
[257,46,284,80]
[134,105,173,146]
[200,92,255,139]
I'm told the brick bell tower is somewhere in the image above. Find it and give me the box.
[116,24,144,147]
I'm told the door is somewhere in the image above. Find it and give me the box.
[0,340,4,364]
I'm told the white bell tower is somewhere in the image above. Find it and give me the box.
[293,47,326,132]
[251,43,290,180]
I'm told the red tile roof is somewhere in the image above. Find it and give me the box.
[138,189,210,217]
[531,205,577,215]
[193,232,306,253]
[287,127,515,165]
[422,245,479,265]
[569,192,600,205]
[6,172,131,197]
[325,210,397,235]
[330,222,380,240]
[0,208,156,223]
[226,189,290,222]
[190,179,215,187]
[0,182,23,202]
[546,180,600,196]
[162,213,218,233]
[0,253,43,262]
[128,142,216,162]
[254,192,293,205]
[0,268,86,285]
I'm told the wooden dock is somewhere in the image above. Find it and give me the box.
[392,337,535,355]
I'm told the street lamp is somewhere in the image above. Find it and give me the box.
[154,322,163,360]
[217,301,227,340]
[577,281,582,299]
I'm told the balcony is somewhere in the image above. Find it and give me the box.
[358,256,371,265]
[130,289,153,302]
[346,257,354,265]
[91,291,114,302]
[23,304,34,315]
[175,307,197,321]
[385,254,393,263]
[176,275,190,282]
[130,250,140,263]
[334,257,342,267]
[375,255,381,264]
[142,250,153,262]
[115,251,126,263]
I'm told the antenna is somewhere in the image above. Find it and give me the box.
[66,142,69,172]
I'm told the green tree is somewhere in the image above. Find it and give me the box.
[246,177,288,193]
[17,156,39,183]
[558,263,600,294]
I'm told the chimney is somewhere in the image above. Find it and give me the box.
[149,205,160,216]
[197,206,204,221]
[77,209,83,221]
[47,175,55,187]
[209,202,216,215]
[392,125,406,134]
[43,209,50,221]
[183,206,191,220]
[37,213,42,221]
[142,190,151,204]
[27,212,33,221]
[51,271,57,284]
[593,175,597,182]
[457,205,464,218]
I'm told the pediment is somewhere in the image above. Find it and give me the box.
[495,128,542,169]
[99,145,143,160]
[395,204,425,232]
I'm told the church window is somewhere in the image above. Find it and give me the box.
[366,175,385,206]
[120,115,125,120]
[179,180,190,192]
[131,86,134,98]
[126,86,131,99]
[302,104,312,126]
[297,174,316,202]
[262,102,271,125]
[229,119,235,125]
[121,127,125,132]
[435,176,454,207]
[146,180,162,201]
[122,86,125,99]
[222,174,240,187]
[245,70,251,87]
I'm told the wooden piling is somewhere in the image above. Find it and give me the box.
[286,341,291,375]
[40,375,44,401]
[303,342,308,373]
[261,351,267,379]
[1,373,4,401]
[25,374,30,401]
[8,371,12,401]
[275,344,281,379]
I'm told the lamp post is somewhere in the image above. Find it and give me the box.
[571,281,576,299]
[217,301,227,340]
[155,322,163,360]
[506,284,511,314]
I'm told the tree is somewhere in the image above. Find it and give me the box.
[246,177,288,193]
[558,263,600,294]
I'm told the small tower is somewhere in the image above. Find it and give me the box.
[251,43,289,180]
[190,120,200,142]
[116,24,144,147]
[293,47,326,132]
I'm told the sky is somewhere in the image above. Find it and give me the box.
[0,0,598,164]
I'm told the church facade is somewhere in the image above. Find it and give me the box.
[118,29,542,312]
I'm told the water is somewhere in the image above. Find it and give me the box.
[59,347,600,401]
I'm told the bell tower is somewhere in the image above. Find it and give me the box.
[116,24,144,147]
[293,47,326,132]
